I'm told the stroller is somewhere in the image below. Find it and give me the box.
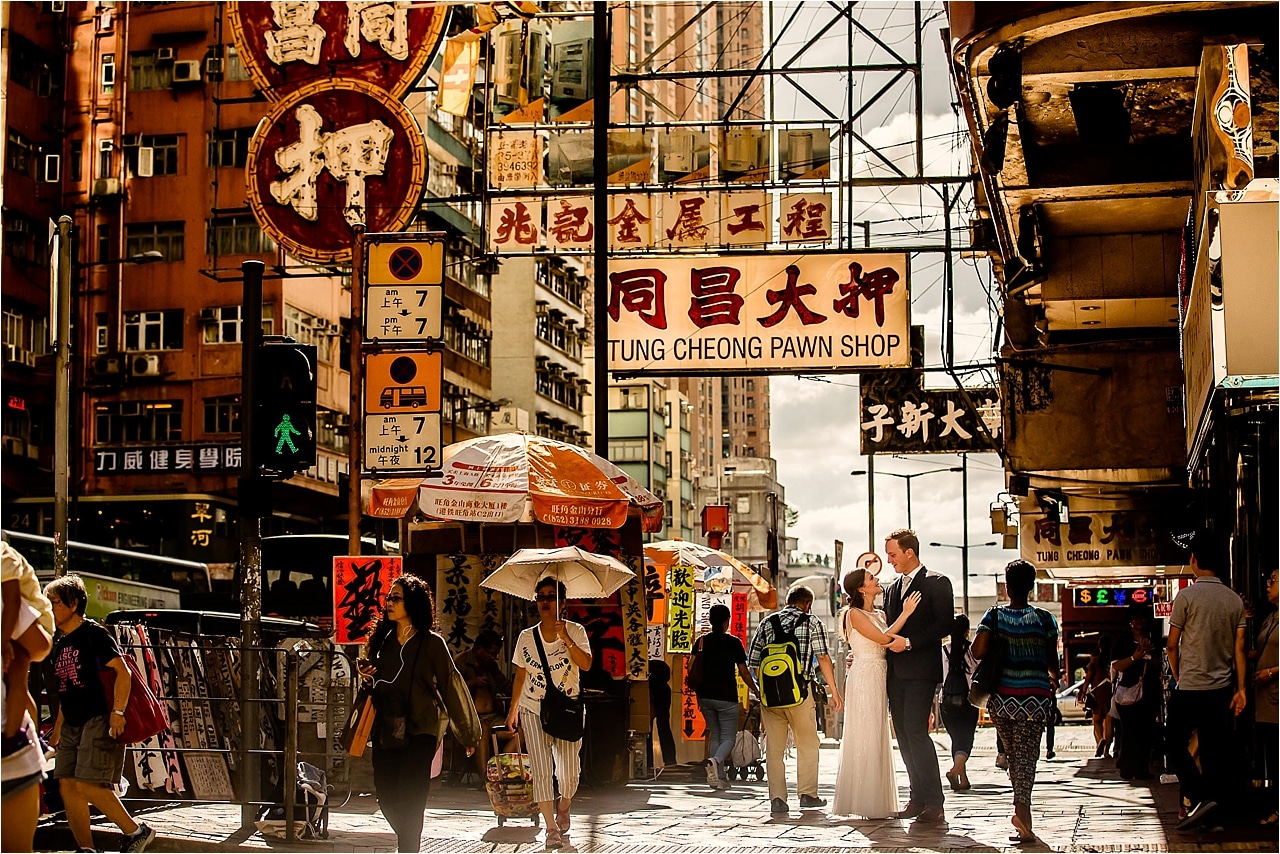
[724,699,766,782]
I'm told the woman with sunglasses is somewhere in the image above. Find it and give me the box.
[357,575,476,852]
[505,578,592,850]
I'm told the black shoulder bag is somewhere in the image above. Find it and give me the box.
[532,628,584,742]
[968,611,1005,709]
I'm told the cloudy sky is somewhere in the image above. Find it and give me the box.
[763,4,1012,596]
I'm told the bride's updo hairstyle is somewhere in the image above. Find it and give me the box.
[843,568,869,610]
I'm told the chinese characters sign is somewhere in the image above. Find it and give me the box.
[437,554,504,655]
[607,254,909,374]
[859,373,999,455]
[1019,511,1183,573]
[95,445,240,475]
[247,80,426,264]
[488,191,831,254]
[619,569,648,681]
[333,555,402,644]
[227,1,448,100]
[666,564,695,654]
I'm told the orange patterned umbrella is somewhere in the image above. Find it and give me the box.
[417,432,664,532]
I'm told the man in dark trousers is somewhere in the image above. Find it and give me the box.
[883,528,955,825]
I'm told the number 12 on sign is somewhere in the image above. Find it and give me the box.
[363,413,442,474]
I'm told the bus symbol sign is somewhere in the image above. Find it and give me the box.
[363,351,442,415]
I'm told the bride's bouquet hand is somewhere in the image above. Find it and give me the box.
[902,591,922,616]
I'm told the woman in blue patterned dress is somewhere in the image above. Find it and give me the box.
[973,560,1060,844]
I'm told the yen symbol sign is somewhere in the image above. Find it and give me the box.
[388,246,423,281]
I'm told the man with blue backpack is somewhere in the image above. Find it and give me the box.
[748,585,843,817]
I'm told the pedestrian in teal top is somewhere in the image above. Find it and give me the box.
[973,559,1059,844]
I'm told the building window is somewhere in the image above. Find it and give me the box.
[98,139,113,177]
[202,303,273,344]
[442,312,491,366]
[745,379,755,391]
[535,362,584,411]
[202,305,241,344]
[123,309,183,351]
[95,313,109,353]
[6,129,33,176]
[69,140,83,182]
[127,134,180,176]
[316,408,349,453]
[125,222,183,261]
[100,53,115,93]
[202,395,240,434]
[129,51,173,90]
[736,531,750,551]
[618,386,647,410]
[746,396,755,409]
[96,224,111,263]
[8,34,58,97]
[609,438,647,461]
[225,45,251,82]
[736,495,750,513]
[94,400,182,444]
[207,214,275,256]
[207,127,254,168]
[3,212,39,265]
[745,413,756,426]
[283,305,319,348]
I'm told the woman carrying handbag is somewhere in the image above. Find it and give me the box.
[357,575,479,853]
[505,578,592,851]
[972,560,1060,844]
[1110,601,1161,781]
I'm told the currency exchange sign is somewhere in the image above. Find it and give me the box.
[246,79,426,265]
[227,1,449,101]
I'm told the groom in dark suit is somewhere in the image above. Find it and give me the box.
[883,528,955,825]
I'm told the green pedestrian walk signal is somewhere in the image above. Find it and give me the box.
[255,342,317,476]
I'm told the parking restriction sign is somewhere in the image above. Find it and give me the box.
[365,234,445,342]
[364,352,443,414]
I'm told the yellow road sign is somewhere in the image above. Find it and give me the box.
[364,351,443,414]
[366,237,444,286]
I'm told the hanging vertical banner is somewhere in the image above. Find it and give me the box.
[643,559,666,623]
[666,564,695,653]
[730,592,749,647]
[333,555,402,645]
[647,624,664,660]
[680,657,706,740]
[436,554,487,655]
[438,36,479,116]
[620,572,648,681]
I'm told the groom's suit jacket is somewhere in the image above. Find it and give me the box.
[884,567,955,683]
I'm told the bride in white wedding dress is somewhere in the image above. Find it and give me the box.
[832,567,920,819]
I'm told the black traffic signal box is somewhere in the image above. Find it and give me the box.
[255,342,317,476]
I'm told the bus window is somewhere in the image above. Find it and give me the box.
[260,534,399,630]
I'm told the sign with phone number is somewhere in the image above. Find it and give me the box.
[1074,586,1154,607]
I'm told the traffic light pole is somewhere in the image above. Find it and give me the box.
[238,259,264,829]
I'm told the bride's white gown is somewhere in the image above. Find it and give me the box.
[832,609,899,819]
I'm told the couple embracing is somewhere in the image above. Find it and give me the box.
[833,529,954,824]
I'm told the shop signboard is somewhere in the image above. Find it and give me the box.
[607,253,909,374]
[227,1,448,100]
[246,80,426,265]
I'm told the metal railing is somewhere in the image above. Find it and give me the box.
[105,637,357,843]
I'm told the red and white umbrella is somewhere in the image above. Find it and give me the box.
[414,432,664,532]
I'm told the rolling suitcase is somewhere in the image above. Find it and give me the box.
[484,726,540,827]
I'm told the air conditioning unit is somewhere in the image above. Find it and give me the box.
[42,153,61,183]
[50,1,66,12]
[204,56,224,77]
[92,177,121,197]
[22,352,38,368]
[171,60,201,84]
[136,147,155,178]
[129,354,160,377]
[92,354,123,376]
[156,47,175,62]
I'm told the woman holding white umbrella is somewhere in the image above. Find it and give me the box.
[505,577,592,851]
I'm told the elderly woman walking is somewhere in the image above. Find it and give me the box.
[505,578,591,850]
[973,560,1060,844]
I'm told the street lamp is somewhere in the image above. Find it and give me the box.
[879,466,963,529]
[850,463,874,551]
[52,219,167,577]
[930,539,998,615]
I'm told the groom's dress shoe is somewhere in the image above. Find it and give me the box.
[914,805,946,825]
[895,801,924,819]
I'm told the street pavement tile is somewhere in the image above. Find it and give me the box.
[42,726,1279,853]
